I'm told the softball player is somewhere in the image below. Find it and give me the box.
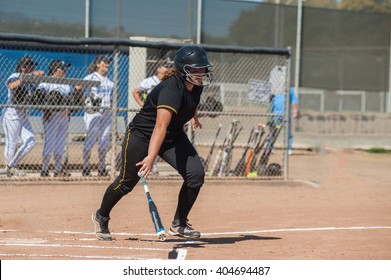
[92,45,213,241]
[2,56,44,177]
[82,55,114,176]
[132,62,172,107]
[37,60,81,177]
[268,66,299,155]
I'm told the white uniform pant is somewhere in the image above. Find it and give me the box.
[42,111,69,173]
[2,111,35,168]
[83,110,112,171]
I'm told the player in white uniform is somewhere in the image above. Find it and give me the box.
[132,62,171,107]
[2,56,44,177]
[37,60,83,177]
[82,55,114,176]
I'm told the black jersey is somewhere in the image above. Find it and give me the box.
[130,74,203,141]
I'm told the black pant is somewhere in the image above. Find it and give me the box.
[99,127,205,223]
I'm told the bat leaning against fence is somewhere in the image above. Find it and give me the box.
[220,124,243,176]
[244,129,260,176]
[230,127,255,176]
[209,121,234,176]
[247,124,266,175]
[138,173,166,241]
[217,120,241,177]
[202,124,222,172]
[255,122,283,176]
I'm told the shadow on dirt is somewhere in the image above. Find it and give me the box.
[175,235,281,248]
[126,234,280,249]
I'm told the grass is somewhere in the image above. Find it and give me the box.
[366,147,391,154]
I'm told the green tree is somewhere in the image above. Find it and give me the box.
[263,0,338,9]
[305,0,338,9]
[263,0,391,13]
[338,0,391,14]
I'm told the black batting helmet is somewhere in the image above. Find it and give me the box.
[174,45,213,86]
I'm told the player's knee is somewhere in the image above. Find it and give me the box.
[116,184,137,196]
[185,168,205,189]
[112,178,137,196]
[5,142,17,150]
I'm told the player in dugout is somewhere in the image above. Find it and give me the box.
[2,56,44,177]
[37,59,83,177]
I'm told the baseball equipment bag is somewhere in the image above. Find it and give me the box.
[265,163,282,176]
[198,96,223,118]
[84,96,102,113]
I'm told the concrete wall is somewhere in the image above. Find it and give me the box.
[294,112,391,135]
[291,112,391,150]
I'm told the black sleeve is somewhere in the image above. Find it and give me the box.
[156,86,182,114]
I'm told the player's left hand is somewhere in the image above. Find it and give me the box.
[191,118,202,130]
[75,85,84,92]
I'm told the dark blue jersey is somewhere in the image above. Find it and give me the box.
[130,74,202,141]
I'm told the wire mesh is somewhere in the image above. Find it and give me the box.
[0,38,290,181]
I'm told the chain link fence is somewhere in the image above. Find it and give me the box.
[0,35,290,182]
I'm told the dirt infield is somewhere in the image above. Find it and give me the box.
[0,149,390,260]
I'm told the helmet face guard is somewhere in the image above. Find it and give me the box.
[174,45,213,86]
[183,65,213,86]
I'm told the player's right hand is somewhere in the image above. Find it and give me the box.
[136,155,155,178]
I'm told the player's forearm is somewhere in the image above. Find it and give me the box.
[193,111,199,122]
[132,89,143,106]
[148,108,172,160]
[8,79,22,90]
[292,103,298,117]
[191,111,202,130]
[148,124,166,160]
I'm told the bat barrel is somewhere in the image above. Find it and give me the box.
[157,230,166,241]
[138,173,166,242]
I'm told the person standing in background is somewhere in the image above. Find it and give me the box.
[270,86,299,155]
[289,86,299,154]
[2,56,44,177]
[132,62,172,107]
[82,55,114,177]
[37,59,83,177]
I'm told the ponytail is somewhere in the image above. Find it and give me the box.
[161,69,176,81]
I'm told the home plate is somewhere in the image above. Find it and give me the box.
[0,238,47,244]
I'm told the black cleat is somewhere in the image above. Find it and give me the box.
[92,210,113,241]
[169,219,201,239]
